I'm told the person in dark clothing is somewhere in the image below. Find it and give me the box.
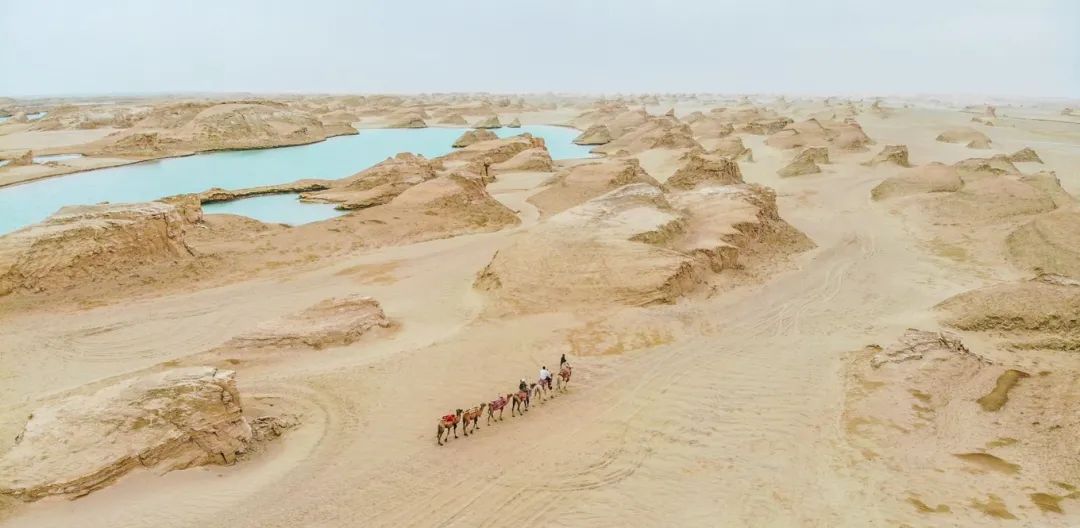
[560,354,569,369]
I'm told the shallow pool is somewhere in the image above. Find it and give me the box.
[0,125,591,233]
[33,153,85,164]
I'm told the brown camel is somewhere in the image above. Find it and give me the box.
[462,402,488,435]
[557,365,572,392]
[511,389,530,417]
[437,409,463,446]
[487,394,510,425]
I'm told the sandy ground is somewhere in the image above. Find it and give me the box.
[1,96,1078,527]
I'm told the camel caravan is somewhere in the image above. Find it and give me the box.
[437,355,573,446]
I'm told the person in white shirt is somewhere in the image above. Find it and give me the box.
[539,366,552,388]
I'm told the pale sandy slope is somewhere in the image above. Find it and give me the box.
[1,104,1078,527]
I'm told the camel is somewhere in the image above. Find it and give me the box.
[462,403,488,435]
[437,409,463,446]
[511,389,531,417]
[535,377,552,402]
[557,365,572,392]
[487,394,510,425]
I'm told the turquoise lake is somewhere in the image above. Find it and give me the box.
[0,125,592,234]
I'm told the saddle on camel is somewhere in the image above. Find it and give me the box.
[557,365,572,392]
[461,403,488,435]
[487,394,510,425]
[437,409,463,446]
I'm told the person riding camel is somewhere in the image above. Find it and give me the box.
[519,378,528,394]
[560,354,569,369]
[539,366,552,389]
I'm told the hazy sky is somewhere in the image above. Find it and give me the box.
[2,0,1077,97]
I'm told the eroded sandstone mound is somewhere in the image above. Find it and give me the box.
[2,150,33,167]
[869,157,1063,222]
[593,116,700,154]
[863,144,910,167]
[935,127,991,149]
[938,274,1079,350]
[90,101,354,157]
[777,147,829,177]
[0,199,199,296]
[527,158,661,217]
[452,129,498,148]
[437,113,468,125]
[301,153,441,210]
[711,136,750,158]
[573,124,612,145]
[843,330,1080,517]
[1006,208,1080,278]
[765,118,872,151]
[870,164,962,200]
[1007,147,1042,164]
[490,148,553,173]
[477,178,810,314]
[390,114,427,128]
[507,118,522,128]
[473,116,502,129]
[665,152,744,189]
[0,368,255,501]
[224,295,392,350]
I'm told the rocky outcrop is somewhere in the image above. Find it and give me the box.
[390,114,427,128]
[89,101,355,157]
[870,164,963,201]
[300,153,440,210]
[2,150,33,167]
[437,113,468,125]
[479,180,809,314]
[712,136,749,158]
[507,118,522,128]
[388,174,520,227]
[938,274,1080,336]
[1006,209,1080,279]
[1007,147,1042,164]
[224,295,392,350]
[490,148,553,173]
[935,127,991,149]
[452,129,498,148]
[777,147,829,177]
[595,117,700,154]
[740,118,793,135]
[441,134,545,166]
[0,368,254,501]
[197,180,331,204]
[863,144,910,167]
[527,158,661,217]
[765,118,871,151]
[573,124,612,145]
[0,200,199,296]
[472,116,502,129]
[665,152,743,189]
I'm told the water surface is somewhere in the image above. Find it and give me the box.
[0,125,590,233]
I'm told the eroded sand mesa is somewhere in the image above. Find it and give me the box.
[2,93,1079,527]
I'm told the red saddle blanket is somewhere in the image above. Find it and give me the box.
[441,414,458,424]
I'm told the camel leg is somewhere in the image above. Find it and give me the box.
[453,423,458,438]
[437,425,444,446]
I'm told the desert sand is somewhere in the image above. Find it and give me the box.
[1,92,1079,528]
